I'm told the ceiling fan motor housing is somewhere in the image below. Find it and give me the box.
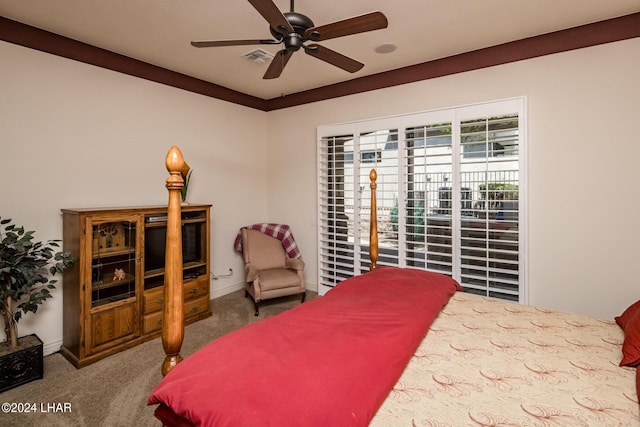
[270,12,314,51]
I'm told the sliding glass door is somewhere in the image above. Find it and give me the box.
[318,98,526,303]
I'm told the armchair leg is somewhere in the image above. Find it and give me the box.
[245,287,259,315]
[301,292,306,303]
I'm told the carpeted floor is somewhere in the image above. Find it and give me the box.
[1,289,314,426]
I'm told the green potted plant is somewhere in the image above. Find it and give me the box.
[0,216,74,391]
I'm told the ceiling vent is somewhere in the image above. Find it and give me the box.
[242,49,275,64]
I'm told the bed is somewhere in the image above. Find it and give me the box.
[149,147,640,426]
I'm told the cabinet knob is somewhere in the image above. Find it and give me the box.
[190,288,199,295]
[157,319,163,326]
[156,298,164,305]
[191,306,200,313]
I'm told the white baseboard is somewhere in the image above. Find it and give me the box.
[210,281,244,299]
[209,281,318,300]
[209,282,318,299]
[44,339,62,356]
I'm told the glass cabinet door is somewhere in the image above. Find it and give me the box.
[90,219,138,307]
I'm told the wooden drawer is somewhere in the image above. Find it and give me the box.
[142,295,209,335]
[143,310,164,335]
[143,286,165,314]
[144,277,208,314]
[184,277,208,302]
[184,295,209,319]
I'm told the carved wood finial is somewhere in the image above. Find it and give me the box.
[369,169,378,271]
[165,146,185,191]
[162,146,185,376]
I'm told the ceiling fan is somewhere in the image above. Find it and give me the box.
[191,0,388,79]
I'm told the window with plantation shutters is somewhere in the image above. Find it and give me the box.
[318,133,355,287]
[458,114,521,300]
[317,98,526,303]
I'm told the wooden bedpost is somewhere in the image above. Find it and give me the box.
[162,146,185,376]
[369,169,378,271]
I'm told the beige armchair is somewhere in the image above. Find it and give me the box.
[241,228,306,316]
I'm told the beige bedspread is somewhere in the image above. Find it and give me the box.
[372,292,639,426]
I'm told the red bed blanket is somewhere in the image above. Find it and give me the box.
[148,267,461,426]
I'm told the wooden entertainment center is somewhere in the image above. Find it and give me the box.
[59,204,211,368]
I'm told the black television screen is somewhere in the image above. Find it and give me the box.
[144,224,201,271]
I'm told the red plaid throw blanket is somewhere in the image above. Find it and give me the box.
[234,223,301,258]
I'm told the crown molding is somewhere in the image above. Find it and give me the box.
[1,13,639,112]
[0,16,268,111]
[265,12,640,110]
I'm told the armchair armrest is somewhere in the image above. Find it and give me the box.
[286,257,305,271]
[245,263,260,282]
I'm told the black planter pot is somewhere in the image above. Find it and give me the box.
[0,334,44,393]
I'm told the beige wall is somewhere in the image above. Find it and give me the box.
[2,37,639,355]
[0,41,267,353]
[266,37,640,320]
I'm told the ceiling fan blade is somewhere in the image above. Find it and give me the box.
[304,44,364,73]
[263,49,293,79]
[305,11,388,41]
[191,39,279,48]
[248,0,294,34]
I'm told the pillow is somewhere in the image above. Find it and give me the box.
[615,300,640,367]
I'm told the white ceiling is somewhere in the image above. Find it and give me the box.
[1,0,639,100]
